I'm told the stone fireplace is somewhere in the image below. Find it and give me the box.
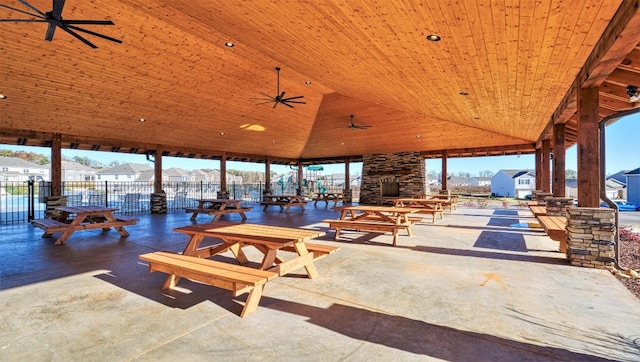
[359,152,427,205]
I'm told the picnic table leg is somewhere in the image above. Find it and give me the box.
[189,212,198,221]
[54,230,74,245]
[239,211,247,220]
[240,284,265,318]
[260,249,278,269]
[228,242,249,265]
[392,230,399,247]
[114,226,130,237]
[294,242,318,278]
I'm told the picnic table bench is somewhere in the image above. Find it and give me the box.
[324,205,420,246]
[392,198,445,223]
[186,199,251,221]
[536,215,567,253]
[312,192,344,206]
[139,251,278,318]
[260,194,307,213]
[529,205,547,216]
[32,206,138,245]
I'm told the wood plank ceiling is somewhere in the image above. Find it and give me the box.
[1,0,639,164]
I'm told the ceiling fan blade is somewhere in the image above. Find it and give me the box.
[51,0,65,20]
[60,24,97,48]
[284,100,306,104]
[281,95,304,101]
[278,91,286,99]
[272,101,278,109]
[17,0,45,17]
[44,23,57,41]
[281,102,294,108]
[63,19,115,25]
[0,19,47,22]
[258,92,273,99]
[65,24,122,43]
[0,3,44,18]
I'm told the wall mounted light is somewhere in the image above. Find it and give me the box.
[627,85,640,102]
[426,34,441,42]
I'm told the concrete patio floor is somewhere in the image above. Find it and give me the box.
[1,204,639,361]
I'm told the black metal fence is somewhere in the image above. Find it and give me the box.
[0,180,359,224]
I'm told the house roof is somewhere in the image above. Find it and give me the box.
[43,160,95,171]
[1,2,639,164]
[608,170,630,184]
[625,167,640,175]
[498,169,535,178]
[96,163,152,175]
[0,156,47,169]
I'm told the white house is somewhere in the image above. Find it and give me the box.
[42,160,96,182]
[625,168,640,205]
[490,169,535,198]
[0,156,49,182]
[96,163,152,181]
[469,176,492,187]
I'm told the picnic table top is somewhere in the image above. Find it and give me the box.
[174,221,325,244]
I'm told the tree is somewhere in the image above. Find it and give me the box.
[109,160,120,167]
[479,170,494,177]
[566,169,577,179]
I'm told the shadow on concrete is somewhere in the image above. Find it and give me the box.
[474,230,528,252]
[410,245,567,265]
[260,297,616,361]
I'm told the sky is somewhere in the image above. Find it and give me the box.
[1,113,639,176]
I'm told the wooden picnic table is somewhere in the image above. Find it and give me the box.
[260,194,307,212]
[141,221,337,317]
[312,192,344,206]
[186,198,250,221]
[168,221,328,286]
[32,205,137,245]
[391,198,445,223]
[324,205,421,246]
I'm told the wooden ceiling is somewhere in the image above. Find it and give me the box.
[1,0,640,164]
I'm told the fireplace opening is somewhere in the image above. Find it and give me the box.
[380,181,400,197]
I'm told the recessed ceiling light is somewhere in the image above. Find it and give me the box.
[459,92,469,96]
[416,135,422,138]
[426,34,441,42]
[220,132,225,136]
[225,42,234,47]
[0,94,6,99]
[341,142,345,145]
[271,140,277,144]
[138,118,146,122]
[305,81,312,85]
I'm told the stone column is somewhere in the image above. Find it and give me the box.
[150,192,167,214]
[534,192,553,205]
[45,196,67,219]
[566,208,616,269]
[546,197,574,216]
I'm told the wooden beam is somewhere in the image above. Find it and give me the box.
[441,151,448,191]
[577,87,601,207]
[297,161,304,196]
[344,158,350,192]
[154,148,163,194]
[541,140,551,193]
[265,158,271,193]
[535,147,542,191]
[552,124,566,197]
[50,133,62,197]
[220,152,227,196]
[583,0,640,87]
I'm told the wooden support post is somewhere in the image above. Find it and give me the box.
[441,151,448,191]
[552,123,566,197]
[541,140,551,193]
[265,158,271,194]
[154,147,163,194]
[344,159,350,188]
[297,161,304,196]
[535,147,542,191]
[50,133,62,197]
[577,86,600,207]
[220,152,227,197]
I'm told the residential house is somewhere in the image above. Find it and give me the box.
[625,168,640,205]
[0,156,49,182]
[446,176,470,187]
[490,169,535,198]
[95,163,152,181]
[469,176,492,187]
[43,160,96,182]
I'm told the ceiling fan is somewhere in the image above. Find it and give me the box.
[0,0,122,48]
[348,115,371,130]
[252,67,306,108]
